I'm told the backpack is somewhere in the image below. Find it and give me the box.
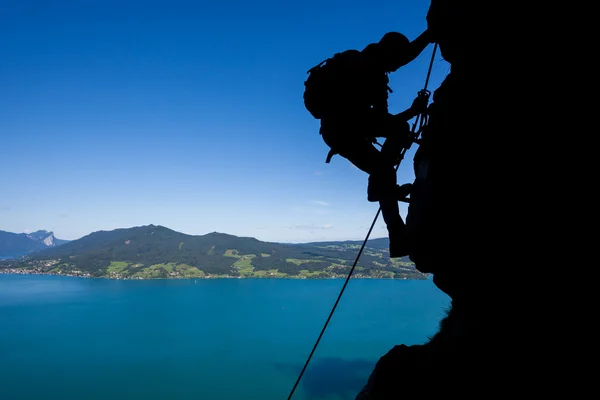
[303,50,362,120]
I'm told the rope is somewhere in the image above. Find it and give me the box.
[286,42,438,400]
[411,42,438,137]
[285,205,381,400]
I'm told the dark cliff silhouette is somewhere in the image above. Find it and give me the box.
[346,0,568,398]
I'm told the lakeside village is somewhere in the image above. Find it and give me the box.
[0,258,425,281]
[0,259,93,278]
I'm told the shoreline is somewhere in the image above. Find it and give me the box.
[0,269,429,281]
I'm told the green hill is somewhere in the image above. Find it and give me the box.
[0,225,425,280]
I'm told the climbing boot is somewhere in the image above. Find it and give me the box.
[396,183,412,201]
[368,183,413,203]
[388,223,410,258]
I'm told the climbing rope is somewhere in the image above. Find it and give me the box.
[410,42,438,141]
[286,42,438,400]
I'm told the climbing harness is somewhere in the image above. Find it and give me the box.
[286,43,438,400]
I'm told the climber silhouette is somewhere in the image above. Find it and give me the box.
[303,30,434,257]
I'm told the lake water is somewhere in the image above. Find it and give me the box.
[0,274,450,400]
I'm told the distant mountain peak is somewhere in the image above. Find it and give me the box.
[0,229,69,259]
[26,230,55,245]
[29,229,51,235]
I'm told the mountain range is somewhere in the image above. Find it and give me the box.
[0,225,425,280]
[0,230,69,259]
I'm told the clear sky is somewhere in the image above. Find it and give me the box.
[0,0,450,243]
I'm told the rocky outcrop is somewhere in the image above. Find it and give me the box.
[355,1,557,398]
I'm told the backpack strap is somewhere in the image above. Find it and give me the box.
[325,148,337,163]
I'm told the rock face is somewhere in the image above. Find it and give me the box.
[27,230,55,246]
[355,1,552,398]
[407,0,508,302]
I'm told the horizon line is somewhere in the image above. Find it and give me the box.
[2,224,389,244]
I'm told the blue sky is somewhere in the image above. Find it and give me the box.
[0,0,450,243]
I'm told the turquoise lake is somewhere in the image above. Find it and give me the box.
[0,274,450,400]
